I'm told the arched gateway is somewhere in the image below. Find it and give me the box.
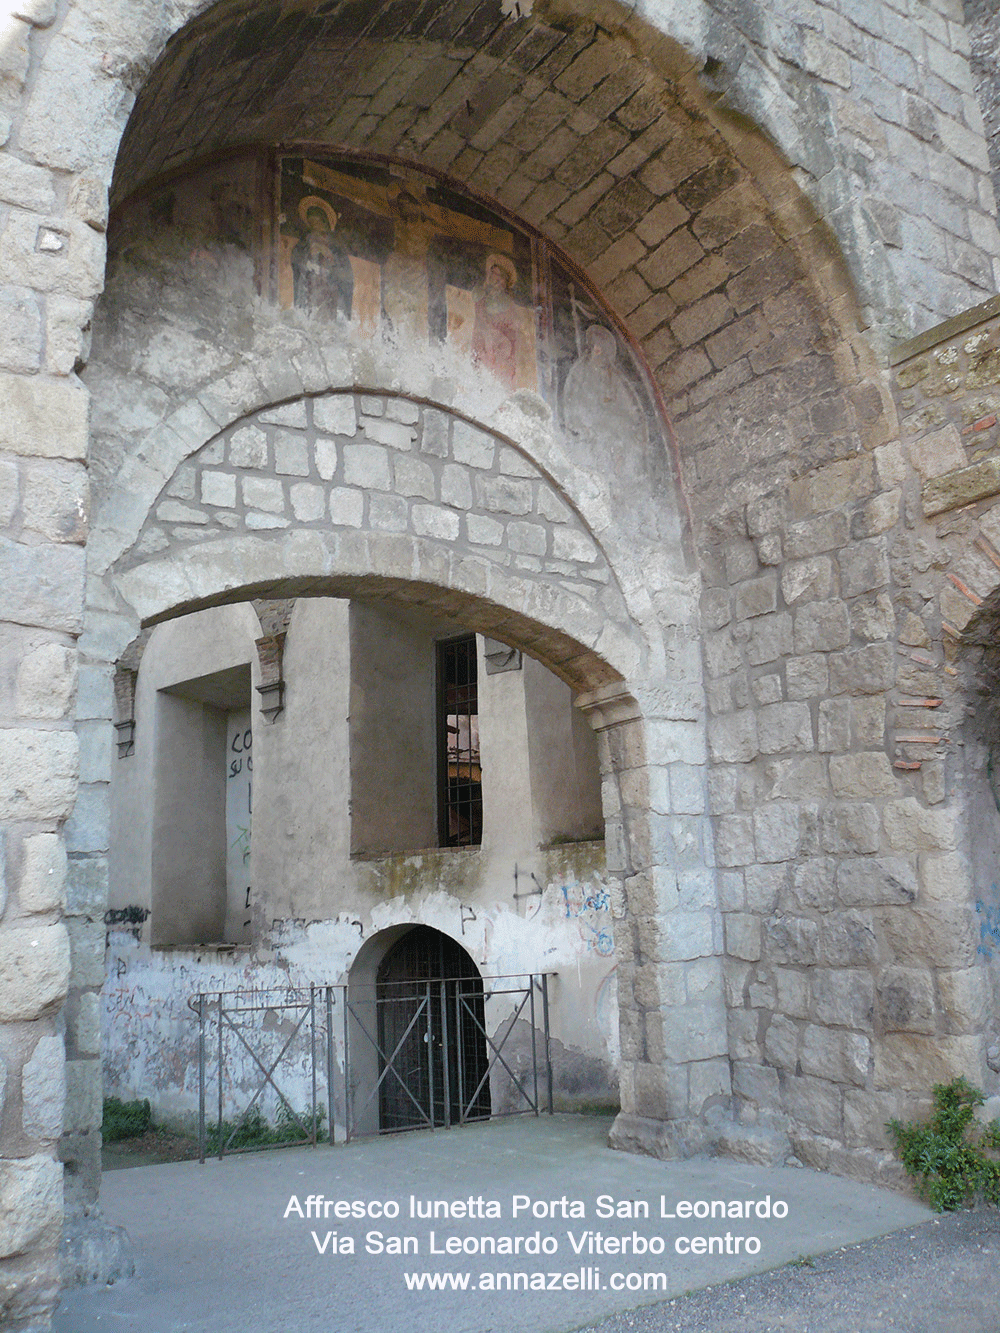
[5,0,1000,1327]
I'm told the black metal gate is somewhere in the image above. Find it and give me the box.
[192,972,552,1156]
[375,927,490,1131]
[343,971,552,1141]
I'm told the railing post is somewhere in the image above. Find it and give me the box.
[326,986,335,1145]
[529,974,539,1116]
[541,974,553,1115]
[440,979,451,1130]
[425,983,435,1130]
[198,994,206,1163]
[343,986,352,1142]
[217,992,224,1160]
[310,986,317,1147]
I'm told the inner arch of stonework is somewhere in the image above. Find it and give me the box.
[103,0,873,499]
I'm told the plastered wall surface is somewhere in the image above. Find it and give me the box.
[103,598,619,1128]
[1,0,1000,1327]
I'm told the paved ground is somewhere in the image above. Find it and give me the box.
[577,1208,999,1333]
[54,1115,992,1333]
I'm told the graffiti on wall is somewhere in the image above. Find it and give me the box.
[560,881,614,957]
[226,710,252,943]
[976,881,1000,959]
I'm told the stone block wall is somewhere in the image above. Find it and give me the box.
[0,1,107,1324]
[1,0,999,1325]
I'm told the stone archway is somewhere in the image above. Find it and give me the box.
[7,0,1000,1323]
[85,376,724,1157]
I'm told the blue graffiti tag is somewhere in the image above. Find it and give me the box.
[560,883,614,955]
[975,882,1000,960]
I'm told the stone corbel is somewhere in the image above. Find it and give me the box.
[574,680,642,731]
[113,667,137,757]
[255,633,286,722]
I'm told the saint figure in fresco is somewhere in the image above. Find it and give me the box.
[562,323,647,449]
[471,253,523,390]
[290,195,354,319]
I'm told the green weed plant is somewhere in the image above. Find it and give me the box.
[102,1096,153,1142]
[206,1101,327,1153]
[887,1076,1000,1211]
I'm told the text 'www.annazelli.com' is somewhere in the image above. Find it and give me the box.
[403,1269,668,1292]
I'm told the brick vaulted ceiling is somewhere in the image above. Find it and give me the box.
[110,0,876,524]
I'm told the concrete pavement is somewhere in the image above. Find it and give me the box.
[54,1115,933,1333]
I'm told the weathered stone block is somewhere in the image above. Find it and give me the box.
[411,504,460,540]
[879,904,976,968]
[15,642,76,721]
[362,416,413,451]
[476,474,532,514]
[908,423,966,479]
[0,923,69,1021]
[714,814,754,867]
[366,493,407,531]
[64,1058,101,1133]
[877,966,936,1033]
[731,1060,779,1107]
[0,729,78,820]
[734,575,777,620]
[753,802,801,861]
[874,1033,983,1091]
[764,915,819,965]
[782,1073,842,1138]
[746,613,793,666]
[763,1014,798,1070]
[21,1033,64,1139]
[883,798,958,852]
[794,599,851,654]
[774,968,810,1020]
[805,1023,874,1087]
[821,804,881,854]
[812,967,875,1029]
[0,537,84,633]
[829,752,897,799]
[918,850,973,902]
[707,711,758,763]
[228,425,268,468]
[757,701,813,754]
[649,910,715,962]
[452,420,495,468]
[65,855,106,915]
[70,990,101,1057]
[328,488,364,527]
[201,471,237,508]
[837,855,917,906]
[19,832,67,913]
[0,1155,62,1258]
[65,917,106,990]
[725,912,760,961]
[819,906,877,967]
[937,968,988,1032]
[289,483,325,522]
[781,557,834,605]
[745,863,786,912]
[818,698,850,752]
[786,654,828,700]
[0,372,88,462]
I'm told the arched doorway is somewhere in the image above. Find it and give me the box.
[376,926,490,1132]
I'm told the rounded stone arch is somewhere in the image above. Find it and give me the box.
[87,383,661,683]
